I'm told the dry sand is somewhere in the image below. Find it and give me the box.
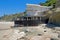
[0,23,60,40]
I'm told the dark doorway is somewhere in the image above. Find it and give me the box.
[45,18,49,24]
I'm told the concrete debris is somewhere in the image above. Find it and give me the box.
[9,29,26,40]
[0,24,60,40]
[30,36,50,40]
[0,22,14,29]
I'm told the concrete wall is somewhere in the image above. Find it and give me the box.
[0,22,14,29]
[26,4,52,16]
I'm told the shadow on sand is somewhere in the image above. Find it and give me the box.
[45,24,60,29]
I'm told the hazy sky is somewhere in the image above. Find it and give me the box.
[0,0,46,16]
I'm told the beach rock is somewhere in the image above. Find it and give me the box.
[30,36,50,40]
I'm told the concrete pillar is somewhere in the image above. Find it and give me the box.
[31,17,33,20]
[39,17,40,20]
[34,17,36,20]
[36,17,38,20]
[40,17,41,23]
[32,17,34,20]
[27,17,28,20]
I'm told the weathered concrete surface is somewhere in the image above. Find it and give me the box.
[0,22,14,29]
[30,36,50,40]
[9,29,26,40]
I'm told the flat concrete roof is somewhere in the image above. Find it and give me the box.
[26,4,52,8]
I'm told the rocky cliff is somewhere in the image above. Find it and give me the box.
[49,0,60,26]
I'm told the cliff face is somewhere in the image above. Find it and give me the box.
[49,0,60,26]
[55,0,60,12]
[49,12,60,26]
[56,0,60,8]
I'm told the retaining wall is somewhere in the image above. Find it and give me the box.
[0,21,14,29]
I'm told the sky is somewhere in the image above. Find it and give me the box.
[0,0,46,17]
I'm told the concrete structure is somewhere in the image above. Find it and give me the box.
[0,22,14,29]
[14,4,52,26]
[26,4,52,16]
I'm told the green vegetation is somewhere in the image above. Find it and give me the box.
[0,12,26,21]
[0,0,57,21]
[40,0,57,8]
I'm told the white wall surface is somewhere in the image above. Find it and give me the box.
[26,4,52,16]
